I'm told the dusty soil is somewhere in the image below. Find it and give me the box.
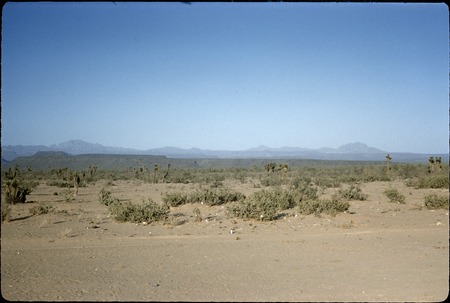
[1,179,448,301]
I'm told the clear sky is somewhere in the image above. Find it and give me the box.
[2,2,448,153]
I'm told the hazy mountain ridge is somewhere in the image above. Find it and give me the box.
[1,139,445,163]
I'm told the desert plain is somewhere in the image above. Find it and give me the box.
[1,166,449,302]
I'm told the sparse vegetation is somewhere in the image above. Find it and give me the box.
[61,188,75,202]
[227,196,278,221]
[2,158,448,226]
[2,153,448,301]
[297,197,350,217]
[2,167,33,204]
[405,176,449,189]
[162,188,245,207]
[29,203,54,216]
[108,198,169,223]
[337,184,368,201]
[193,207,202,222]
[98,188,168,223]
[98,188,120,206]
[227,185,346,221]
[424,194,448,209]
[384,188,406,204]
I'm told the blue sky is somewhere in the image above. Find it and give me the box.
[2,2,448,153]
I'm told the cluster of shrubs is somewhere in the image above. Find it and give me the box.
[2,167,35,204]
[99,182,357,223]
[424,194,449,209]
[336,184,368,201]
[383,188,406,204]
[227,188,298,221]
[405,176,449,189]
[227,185,351,221]
[98,188,168,223]
[162,188,245,207]
[297,198,350,217]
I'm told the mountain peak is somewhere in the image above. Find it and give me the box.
[2,140,392,162]
[337,142,385,154]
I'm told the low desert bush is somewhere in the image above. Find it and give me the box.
[189,188,245,206]
[98,188,120,206]
[227,188,297,221]
[108,199,169,223]
[98,188,167,223]
[162,192,189,207]
[61,188,75,202]
[227,197,278,221]
[293,182,319,201]
[193,207,202,222]
[314,177,341,188]
[424,194,449,209]
[162,188,245,207]
[227,185,338,221]
[46,179,72,188]
[297,197,350,217]
[2,179,32,204]
[29,203,54,216]
[405,176,449,189]
[337,184,368,201]
[260,176,284,187]
[251,189,297,210]
[384,188,405,204]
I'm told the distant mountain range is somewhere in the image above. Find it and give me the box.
[1,139,446,163]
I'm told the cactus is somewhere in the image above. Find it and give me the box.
[73,173,80,196]
[153,164,159,183]
[435,157,442,172]
[385,154,392,174]
[264,162,277,173]
[3,167,32,204]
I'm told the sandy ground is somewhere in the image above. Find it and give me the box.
[1,179,449,301]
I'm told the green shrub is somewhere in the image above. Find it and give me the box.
[190,188,245,206]
[193,207,202,222]
[249,189,296,211]
[297,197,350,217]
[405,176,449,189]
[162,188,245,207]
[226,188,296,221]
[98,188,120,206]
[293,183,319,201]
[227,198,278,221]
[384,188,405,204]
[162,192,189,207]
[424,194,449,209]
[291,177,312,189]
[337,185,368,201]
[314,177,341,188]
[3,179,32,204]
[46,180,72,188]
[260,175,284,187]
[108,199,169,223]
[227,183,349,221]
